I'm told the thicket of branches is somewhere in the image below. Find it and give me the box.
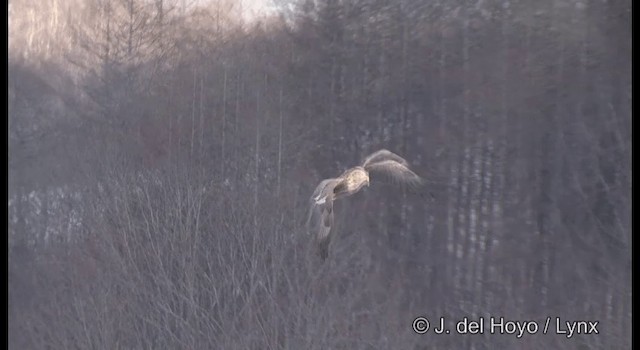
[9,0,630,348]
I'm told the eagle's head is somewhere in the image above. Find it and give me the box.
[348,167,370,189]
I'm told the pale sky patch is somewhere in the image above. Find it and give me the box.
[241,0,278,23]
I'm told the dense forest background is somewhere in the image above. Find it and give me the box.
[8,0,631,349]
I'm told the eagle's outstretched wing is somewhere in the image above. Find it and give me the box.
[362,149,409,168]
[306,178,343,260]
[364,159,424,188]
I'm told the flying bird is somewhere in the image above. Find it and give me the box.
[306,149,424,260]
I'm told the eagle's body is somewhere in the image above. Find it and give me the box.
[313,167,369,204]
[336,167,370,196]
[307,149,423,260]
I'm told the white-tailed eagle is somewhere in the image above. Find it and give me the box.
[307,149,423,260]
